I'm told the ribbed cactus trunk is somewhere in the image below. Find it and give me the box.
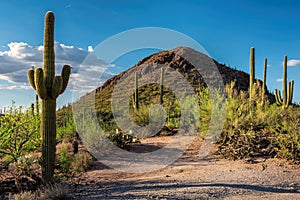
[282,55,288,106]
[41,99,56,182]
[27,11,71,183]
[249,47,255,100]
[135,72,139,110]
[261,58,267,106]
[42,12,56,183]
[31,103,35,116]
[274,55,294,109]
[35,94,39,116]
[160,68,164,105]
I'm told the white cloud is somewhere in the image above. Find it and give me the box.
[287,59,300,67]
[0,84,31,91]
[0,41,115,94]
[88,46,93,52]
[276,78,283,82]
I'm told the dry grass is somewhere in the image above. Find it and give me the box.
[9,183,70,200]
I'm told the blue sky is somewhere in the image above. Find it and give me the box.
[0,0,300,110]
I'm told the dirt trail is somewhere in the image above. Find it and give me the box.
[71,136,300,199]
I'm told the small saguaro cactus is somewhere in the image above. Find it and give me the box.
[134,72,139,110]
[30,103,35,116]
[274,55,294,109]
[35,94,39,116]
[261,58,268,106]
[160,68,164,105]
[249,47,255,100]
[27,11,71,183]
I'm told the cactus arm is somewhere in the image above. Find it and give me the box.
[44,11,55,92]
[34,68,48,99]
[275,89,283,105]
[28,68,36,90]
[51,76,63,99]
[60,65,71,94]
[288,80,294,104]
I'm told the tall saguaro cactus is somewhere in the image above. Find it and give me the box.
[27,11,71,183]
[160,68,164,105]
[261,58,267,106]
[275,55,294,109]
[134,72,139,110]
[249,47,255,100]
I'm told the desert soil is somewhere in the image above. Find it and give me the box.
[71,136,300,200]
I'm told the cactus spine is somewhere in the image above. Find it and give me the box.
[27,11,71,183]
[249,47,255,100]
[134,72,139,110]
[160,68,164,105]
[261,58,267,106]
[274,55,294,109]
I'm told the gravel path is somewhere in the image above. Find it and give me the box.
[70,136,300,199]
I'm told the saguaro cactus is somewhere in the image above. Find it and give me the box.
[274,55,294,109]
[160,68,164,105]
[27,11,71,183]
[249,47,255,100]
[261,58,267,106]
[134,72,139,110]
[30,103,35,116]
[35,94,39,116]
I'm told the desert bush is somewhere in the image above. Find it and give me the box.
[0,103,40,163]
[56,142,93,177]
[9,191,36,200]
[10,183,70,200]
[56,107,76,142]
[56,144,73,176]
[217,82,300,161]
[107,129,140,150]
[12,153,41,177]
[71,152,93,173]
[271,107,300,160]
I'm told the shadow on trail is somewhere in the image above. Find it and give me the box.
[73,180,300,199]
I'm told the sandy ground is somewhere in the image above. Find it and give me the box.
[71,136,300,199]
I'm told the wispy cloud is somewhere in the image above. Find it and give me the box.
[0,41,115,94]
[287,59,300,67]
[276,78,283,82]
[0,84,31,91]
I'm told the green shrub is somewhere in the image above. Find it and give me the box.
[56,142,93,177]
[12,153,41,177]
[56,143,73,176]
[217,81,300,161]
[0,103,40,163]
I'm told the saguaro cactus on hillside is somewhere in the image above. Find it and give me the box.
[134,72,139,110]
[249,47,255,100]
[261,58,268,106]
[27,11,71,183]
[274,55,294,109]
[160,68,164,105]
